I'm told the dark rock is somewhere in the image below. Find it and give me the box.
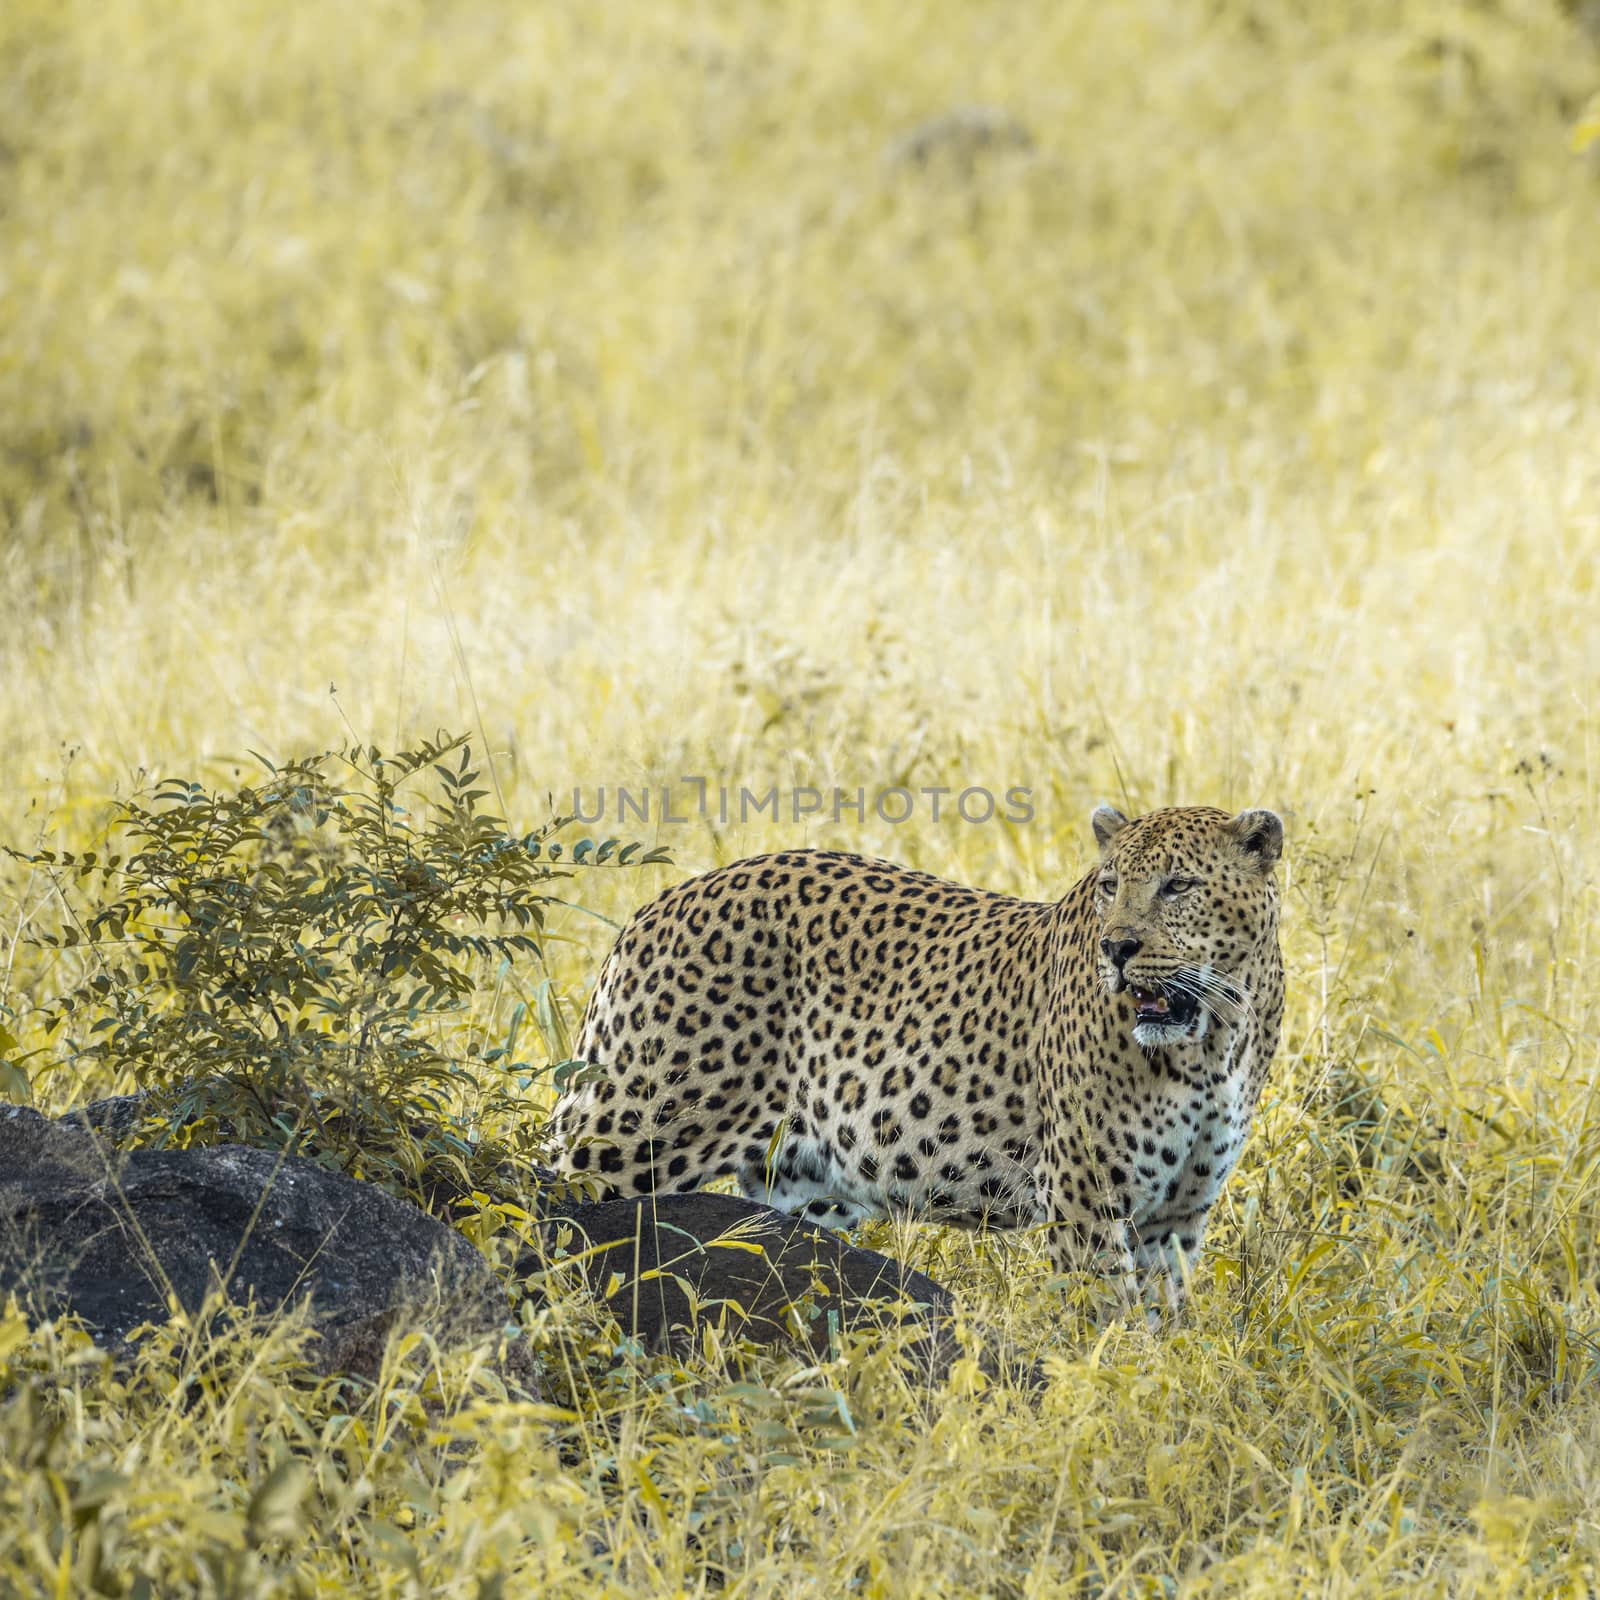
[0,1106,509,1378]
[887,106,1035,172]
[61,1092,151,1146]
[20,1098,1033,1386]
[58,1086,576,1225]
[528,1191,966,1380]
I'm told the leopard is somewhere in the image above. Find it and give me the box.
[549,803,1285,1307]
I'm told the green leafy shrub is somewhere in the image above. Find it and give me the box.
[3,733,665,1199]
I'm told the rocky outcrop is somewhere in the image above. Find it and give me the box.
[531,1191,966,1379]
[0,1106,508,1378]
[886,106,1035,172]
[5,1098,1020,1386]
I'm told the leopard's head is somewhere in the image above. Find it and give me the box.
[1089,804,1283,1048]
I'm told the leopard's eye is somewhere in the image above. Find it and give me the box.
[1160,876,1202,899]
[1097,874,1117,896]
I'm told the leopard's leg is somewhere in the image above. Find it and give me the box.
[1041,1215,1142,1320]
[551,1067,772,1202]
[1130,1206,1214,1319]
[733,1131,884,1229]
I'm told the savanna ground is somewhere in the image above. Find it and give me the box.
[3,0,1600,1592]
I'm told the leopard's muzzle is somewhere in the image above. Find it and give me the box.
[1127,983,1201,1031]
[1103,968,1212,1046]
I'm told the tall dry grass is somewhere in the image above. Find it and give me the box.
[3,0,1600,1591]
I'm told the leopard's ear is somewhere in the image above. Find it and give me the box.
[1226,808,1283,869]
[1090,805,1129,851]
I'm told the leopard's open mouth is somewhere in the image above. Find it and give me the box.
[1128,984,1200,1031]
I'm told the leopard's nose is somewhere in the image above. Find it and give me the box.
[1100,935,1142,969]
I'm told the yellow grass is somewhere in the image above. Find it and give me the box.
[3,0,1600,1591]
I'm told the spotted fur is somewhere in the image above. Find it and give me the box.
[550,805,1284,1303]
